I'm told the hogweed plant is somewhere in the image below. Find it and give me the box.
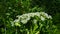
[11,12,57,34]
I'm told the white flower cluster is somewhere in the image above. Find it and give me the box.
[13,12,52,25]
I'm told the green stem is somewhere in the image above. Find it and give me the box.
[30,26,33,34]
[15,27,17,34]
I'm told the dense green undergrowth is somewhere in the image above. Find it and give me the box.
[0,0,60,34]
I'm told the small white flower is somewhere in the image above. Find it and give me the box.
[26,17,30,21]
[14,19,19,22]
[21,20,28,24]
[48,15,52,19]
[41,16,45,21]
[30,13,35,17]
[44,13,49,18]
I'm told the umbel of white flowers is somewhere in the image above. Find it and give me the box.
[12,12,52,26]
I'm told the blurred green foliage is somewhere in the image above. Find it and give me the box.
[0,0,60,34]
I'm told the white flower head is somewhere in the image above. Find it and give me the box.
[13,12,52,25]
[41,16,45,21]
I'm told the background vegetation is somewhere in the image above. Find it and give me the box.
[0,0,60,34]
